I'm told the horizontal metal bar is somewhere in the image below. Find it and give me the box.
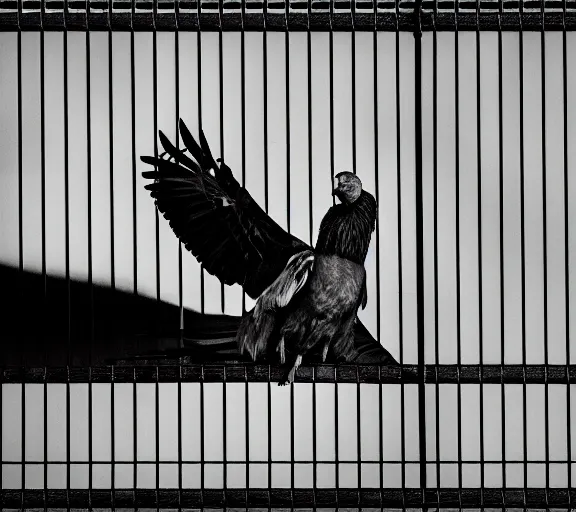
[3,458,573,464]
[2,364,575,384]
[3,0,574,11]
[2,488,575,508]
[1,10,576,30]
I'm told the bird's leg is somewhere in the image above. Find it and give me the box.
[276,336,286,365]
[279,354,302,386]
[321,340,330,363]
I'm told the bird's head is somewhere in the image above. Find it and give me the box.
[333,171,362,204]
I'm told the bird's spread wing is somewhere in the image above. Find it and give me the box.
[141,119,310,300]
[237,250,315,361]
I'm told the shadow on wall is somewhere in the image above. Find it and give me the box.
[0,264,397,367]
[0,262,242,367]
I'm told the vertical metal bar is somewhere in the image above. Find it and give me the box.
[219,0,225,314]
[413,0,427,498]
[307,0,313,246]
[239,2,250,496]
[496,2,505,507]
[212,6,227,495]
[151,7,159,510]
[378,376,383,512]
[17,0,23,297]
[197,0,205,315]
[21,381,25,511]
[518,3,529,509]
[133,368,138,507]
[40,2,48,503]
[62,0,72,356]
[111,368,115,511]
[240,0,247,315]
[88,368,93,510]
[290,375,295,508]
[285,3,291,233]
[373,10,384,508]
[108,3,116,508]
[312,368,318,512]
[63,1,72,505]
[174,0,183,503]
[155,367,160,512]
[245,369,250,509]
[223,372,227,503]
[334,371,339,511]
[152,0,160,345]
[432,2,441,502]
[177,365,182,512]
[177,0,183,343]
[454,4,463,510]
[351,5,361,501]
[267,366,272,511]
[86,0,94,360]
[263,3,269,215]
[397,0,405,506]
[562,0,572,505]
[17,0,25,501]
[130,1,138,502]
[86,2,94,506]
[356,370,361,506]
[351,2,357,177]
[329,0,335,206]
[41,0,47,368]
[43,375,47,512]
[66,369,71,511]
[131,0,138,314]
[540,3,550,508]
[373,0,381,350]
[109,2,115,294]
[198,369,204,509]
[263,4,271,507]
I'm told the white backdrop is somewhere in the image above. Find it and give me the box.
[0,30,575,490]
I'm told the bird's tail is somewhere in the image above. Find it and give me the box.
[236,305,277,362]
[178,309,243,360]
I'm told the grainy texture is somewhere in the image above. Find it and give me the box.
[2,489,575,509]
[2,364,574,383]
[2,11,576,31]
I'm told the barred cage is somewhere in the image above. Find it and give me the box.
[0,0,575,509]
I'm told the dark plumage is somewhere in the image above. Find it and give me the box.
[141,121,308,300]
[141,120,397,383]
[316,175,377,266]
[237,171,377,385]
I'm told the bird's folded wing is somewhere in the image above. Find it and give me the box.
[238,250,315,361]
[141,119,310,300]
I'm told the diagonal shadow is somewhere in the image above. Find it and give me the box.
[0,263,398,367]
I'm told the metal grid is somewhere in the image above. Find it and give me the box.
[0,0,575,510]
[1,0,576,30]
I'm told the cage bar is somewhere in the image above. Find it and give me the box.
[1,1,575,510]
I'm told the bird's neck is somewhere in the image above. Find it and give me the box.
[315,191,376,265]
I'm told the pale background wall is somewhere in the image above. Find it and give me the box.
[0,30,575,489]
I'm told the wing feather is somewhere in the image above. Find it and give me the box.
[141,119,309,299]
[237,250,314,361]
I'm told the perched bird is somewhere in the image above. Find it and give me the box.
[237,171,376,384]
[141,119,397,383]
